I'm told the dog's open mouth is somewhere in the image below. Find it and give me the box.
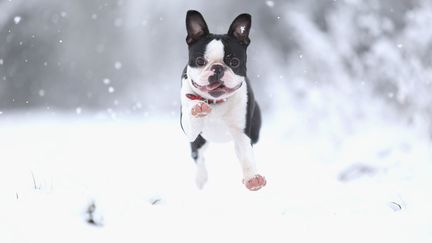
[191,80,242,97]
[207,82,224,91]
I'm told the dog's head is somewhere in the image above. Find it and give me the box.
[185,10,251,99]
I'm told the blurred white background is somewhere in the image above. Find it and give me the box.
[0,0,431,124]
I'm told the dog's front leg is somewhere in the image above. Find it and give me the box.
[230,129,266,191]
[181,100,212,189]
[181,98,212,142]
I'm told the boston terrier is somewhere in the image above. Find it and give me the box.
[180,10,266,191]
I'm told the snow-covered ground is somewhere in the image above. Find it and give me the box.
[0,109,431,243]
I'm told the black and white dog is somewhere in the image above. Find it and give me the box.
[180,10,266,191]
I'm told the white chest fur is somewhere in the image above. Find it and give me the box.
[180,78,248,143]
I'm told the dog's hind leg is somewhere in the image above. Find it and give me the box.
[191,135,208,189]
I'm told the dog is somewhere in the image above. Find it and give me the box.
[180,10,266,191]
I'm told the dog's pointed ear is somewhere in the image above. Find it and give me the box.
[186,10,209,45]
[228,13,251,46]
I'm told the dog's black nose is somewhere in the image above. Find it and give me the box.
[209,64,225,83]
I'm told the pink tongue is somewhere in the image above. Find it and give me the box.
[207,82,223,90]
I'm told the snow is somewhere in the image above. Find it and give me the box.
[0,111,431,243]
[76,107,82,115]
[266,1,275,8]
[1,1,432,241]
[114,61,122,70]
[13,16,21,24]
[38,89,45,97]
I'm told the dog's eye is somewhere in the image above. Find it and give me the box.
[229,58,240,68]
[195,57,207,67]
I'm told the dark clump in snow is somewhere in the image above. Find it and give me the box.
[149,196,164,206]
[338,164,377,182]
[85,201,103,227]
[387,201,403,212]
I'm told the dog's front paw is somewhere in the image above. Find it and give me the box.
[191,102,212,118]
[243,175,266,191]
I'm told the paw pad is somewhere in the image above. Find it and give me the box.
[243,175,266,191]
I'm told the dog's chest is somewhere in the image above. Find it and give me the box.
[200,85,248,143]
[201,115,232,142]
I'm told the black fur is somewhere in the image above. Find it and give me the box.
[179,66,187,134]
[190,135,206,161]
[187,34,248,77]
[244,78,261,145]
[186,10,209,45]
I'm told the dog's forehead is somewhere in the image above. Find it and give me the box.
[205,39,224,61]
[188,34,246,64]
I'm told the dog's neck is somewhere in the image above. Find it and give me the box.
[185,92,227,104]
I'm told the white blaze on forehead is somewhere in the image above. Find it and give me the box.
[205,40,224,61]
[240,26,245,34]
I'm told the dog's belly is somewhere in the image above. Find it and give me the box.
[201,118,233,143]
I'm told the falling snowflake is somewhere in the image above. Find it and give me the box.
[114,62,122,70]
[265,1,275,7]
[103,78,111,85]
[108,86,115,93]
[76,107,82,115]
[38,89,45,97]
[0,59,3,65]
[14,16,21,24]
